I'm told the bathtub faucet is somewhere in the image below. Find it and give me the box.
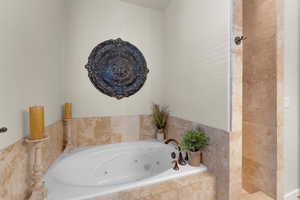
[165,139,180,149]
[164,139,187,168]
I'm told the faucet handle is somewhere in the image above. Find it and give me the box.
[172,160,179,171]
[171,152,176,159]
[0,127,7,134]
[184,152,189,161]
[178,151,187,166]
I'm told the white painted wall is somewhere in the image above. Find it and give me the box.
[164,0,230,130]
[0,0,231,150]
[0,0,64,150]
[283,0,300,196]
[64,0,230,130]
[63,0,165,118]
[120,0,171,11]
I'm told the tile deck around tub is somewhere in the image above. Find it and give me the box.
[241,191,273,200]
[90,171,216,200]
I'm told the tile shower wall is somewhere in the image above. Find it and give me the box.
[0,121,64,200]
[243,0,282,198]
[229,1,244,199]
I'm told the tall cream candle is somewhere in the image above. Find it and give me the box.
[64,103,72,119]
[29,106,45,140]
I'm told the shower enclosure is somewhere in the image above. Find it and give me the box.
[230,0,284,199]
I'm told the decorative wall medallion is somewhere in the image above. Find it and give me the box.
[85,38,149,99]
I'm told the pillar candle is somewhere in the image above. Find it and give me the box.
[29,106,45,140]
[64,103,72,119]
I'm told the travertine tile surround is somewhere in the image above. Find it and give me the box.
[166,117,231,200]
[0,115,229,200]
[0,121,63,200]
[242,0,284,198]
[230,0,284,199]
[91,171,216,200]
[242,191,274,200]
[71,115,230,200]
[230,1,244,200]
[71,115,151,147]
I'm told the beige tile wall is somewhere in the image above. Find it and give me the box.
[71,115,230,200]
[230,0,244,199]
[166,116,231,200]
[0,121,64,200]
[242,0,283,198]
[0,115,230,200]
[71,115,148,147]
[91,171,216,200]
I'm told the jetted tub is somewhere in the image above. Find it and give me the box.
[45,140,207,200]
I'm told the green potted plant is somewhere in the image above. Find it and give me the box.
[181,129,209,166]
[151,104,169,141]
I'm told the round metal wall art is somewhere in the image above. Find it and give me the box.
[85,38,149,99]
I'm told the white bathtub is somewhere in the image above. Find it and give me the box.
[45,140,207,200]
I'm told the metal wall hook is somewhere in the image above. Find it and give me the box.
[235,36,247,45]
[0,127,8,133]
